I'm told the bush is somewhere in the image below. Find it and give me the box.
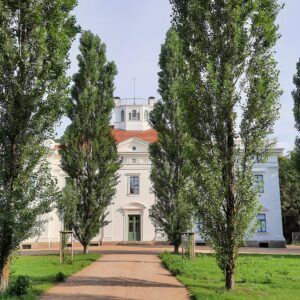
[8,275,31,296]
[55,272,66,282]
[264,272,272,284]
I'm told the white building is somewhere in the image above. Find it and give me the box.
[23,97,286,249]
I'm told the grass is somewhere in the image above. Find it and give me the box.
[160,252,300,300]
[1,253,100,300]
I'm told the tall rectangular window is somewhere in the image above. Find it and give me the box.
[254,174,264,193]
[130,176,139,194]
[257,214,267,232]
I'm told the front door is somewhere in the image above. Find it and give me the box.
[128,215,141,241]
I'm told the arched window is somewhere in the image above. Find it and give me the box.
[132,110,137,120]
[121,110,125,122]
[144,110,149,121]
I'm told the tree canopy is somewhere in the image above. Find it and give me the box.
[59,30,119,254]
[170,0,281,289]
[149,27,194,253]
[279,153,300,242]
[0,0,78,292]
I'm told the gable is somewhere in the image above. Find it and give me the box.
[117,137,149,153]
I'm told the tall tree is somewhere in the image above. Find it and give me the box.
[170,0,281,289]
[60,31,119,254]
[292,59,300,171]
[0,0,78,292]
[149,28,193,254]
[279,154,300,242]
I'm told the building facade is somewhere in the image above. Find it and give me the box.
[23,97,286,248]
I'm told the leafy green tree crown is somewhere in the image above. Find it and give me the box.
[149,27,194,253]
[0,0,78,291]
[59,30,120,252]
[169,0,282,289]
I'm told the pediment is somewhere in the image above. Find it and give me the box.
[118,137,149,153]
[121,202,147,211]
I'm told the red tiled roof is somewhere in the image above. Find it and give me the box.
[112,128,158,144]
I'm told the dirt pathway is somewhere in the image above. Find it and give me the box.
[39,253,190,300]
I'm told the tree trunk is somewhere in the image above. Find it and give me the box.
[0,259,10,293]
[83,244,89,254]
[225,259,235,289]
[225,113,236,290]
[174,244,179,254]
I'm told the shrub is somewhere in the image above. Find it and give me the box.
[55,272,66,282]
[264,272,272,284]
[8,275,31,296]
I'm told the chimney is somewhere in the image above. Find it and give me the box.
[148,96,155,106]
[114,97,121,107]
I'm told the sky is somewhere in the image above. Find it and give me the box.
[57,0,300,153]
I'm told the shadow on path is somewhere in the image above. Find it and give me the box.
[61,276,182,288]
[40,294,132,300]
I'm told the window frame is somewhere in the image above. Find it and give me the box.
[257,213,267,233]
[144,110,149,121]
[129,175,140,195]
[132,110,137,121]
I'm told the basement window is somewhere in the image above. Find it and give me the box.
[259,242,269,248]
[22,244,32,250]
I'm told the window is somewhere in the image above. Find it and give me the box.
[257,214,267,232]
[132,110,137,120]
[130,176,139,194]
[129,113,132,120]
[144,110,149,121]
[132,158,136,164]
[254,174,264,193]
[121,110,125,122]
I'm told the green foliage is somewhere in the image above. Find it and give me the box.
[292,60,300,172]
[279,154,300,242]
[293,59,300,134]
[169,0,282,288]
[160,252,185,276]
[60,31,120,252]
[56,180,78,230]
[7,275,31,296]
[55,272,66,283]
[149,27,194,253]
[0,0,79,291]
[160,252,300,299]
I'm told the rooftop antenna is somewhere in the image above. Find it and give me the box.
[133,77,136,105]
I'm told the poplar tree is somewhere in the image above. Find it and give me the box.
[0,0,78,292]
[279,154,300,242]
[60,31,119,254]
[292,59,300,171]
[170,0,282,289]
[149,28,193,253]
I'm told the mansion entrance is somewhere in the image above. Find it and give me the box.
[128,215,141,241]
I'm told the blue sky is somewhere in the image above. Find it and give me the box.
[58,0,300,152]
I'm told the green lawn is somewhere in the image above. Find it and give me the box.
[160,252,300,300]
[1,253,100,300]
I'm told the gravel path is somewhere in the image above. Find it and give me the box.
[39,253,190,300]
